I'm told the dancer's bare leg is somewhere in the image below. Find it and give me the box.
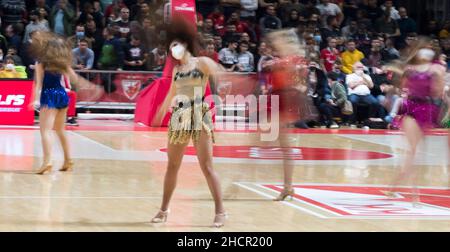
[274,125,295,201]
[159,140,188,212]
[54,108,71,164]
[193,130,225,215]
[39,108,57,167]
[388,117,423,202]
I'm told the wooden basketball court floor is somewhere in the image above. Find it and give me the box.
[0,120,449,232]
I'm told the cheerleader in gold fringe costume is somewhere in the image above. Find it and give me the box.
[150,19,226,228]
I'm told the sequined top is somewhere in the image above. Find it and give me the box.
[173,63,207,102]
[404,69,434,100]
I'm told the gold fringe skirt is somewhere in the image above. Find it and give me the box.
[168,101,215,145]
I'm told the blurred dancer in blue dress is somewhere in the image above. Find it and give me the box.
[29,31,88,175]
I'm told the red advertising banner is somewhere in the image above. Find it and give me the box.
[0,79,34,125]
[171,0,197,24]
[76,72,160,103]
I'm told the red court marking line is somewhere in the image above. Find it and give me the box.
[0,124,448,136]
[264,184,351,216]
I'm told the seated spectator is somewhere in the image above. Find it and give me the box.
[115,7,131,43]
[123,35,147,71]
[220,0,241,18]
[136,2,151,23]
[330,59,347,85]
[397,7,417,49]
[23,9,49,43]
[208,6,226,36]
[240,0,258,21]
[78,2,104,29]
[0,56,26,78]
[346,62,384,123]
[380,0,400,20]
[68,24,94,48]
[375,10,400,39]
[307,61,340,128]
[6,46,23,66]
[283,9,300,28]
[49,0,76,37]
[342,20,358,39]
[370,67,401,123]
[316,0,343,27]
[148,40,167,71]
[341,40,365,74]
[4,24,23,53]
[97,26,124,71]
[259,4,282,35]
[384,37,400,60]
[200,42,219,63]
[320,37,340,73]
[223,23,241,45]
[320,15,341,48]
[202,18,215,37]
[213,34,224,52]
[0,0,26,27]
[219,40,239,71]
[237,41,255,72]
[130,0,146,19]
[279,0,305,23]
[440,21,450,39]
[72,39,95,70]
[367,38,392,69]
[328,71,352,122]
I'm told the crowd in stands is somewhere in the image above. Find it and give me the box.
[0,0,449,128]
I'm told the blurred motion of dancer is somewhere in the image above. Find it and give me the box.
[150,19,227,228]
[29,31,92,175]
[263,29,308,201]
[384,37,446,205]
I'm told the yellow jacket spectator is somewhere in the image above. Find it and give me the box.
[0,65,22,78]
[0,56,27,79]
[341,40,365,74]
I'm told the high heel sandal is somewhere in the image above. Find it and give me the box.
[36,164,52,175]
[274,188,295,201]
[213,213,228,228]
[151,209,170,223]
[59,160,74,172]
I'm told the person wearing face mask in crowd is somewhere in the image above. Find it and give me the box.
[0,56,25,78]
[383,38,447,206]
[149,18,227,228]
[23,10,49,44]
[68,24,93,49]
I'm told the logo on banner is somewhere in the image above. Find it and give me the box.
[174,3,195,12]
[247,183,450,219]
[122,79,141,100]
[0,94,25,106]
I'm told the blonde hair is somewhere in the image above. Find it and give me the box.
[30,31,73,73]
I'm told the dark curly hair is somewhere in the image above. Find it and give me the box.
[165,16,200,57]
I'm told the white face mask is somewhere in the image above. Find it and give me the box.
[417,48,435,61]
[5,64,14,70]
[171,44,186,60]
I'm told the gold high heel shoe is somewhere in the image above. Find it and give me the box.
[274,188,295,201]
[213,213,228,228]
[151,209,170,223]
[36,164,52,175]
[59,160,74,172]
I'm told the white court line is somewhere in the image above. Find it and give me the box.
[0,125,39,129]
[233,182,328,218]
[68,131,117,152]
[0,196,160,199]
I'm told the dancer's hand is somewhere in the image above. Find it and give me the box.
[28,100,40,111]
